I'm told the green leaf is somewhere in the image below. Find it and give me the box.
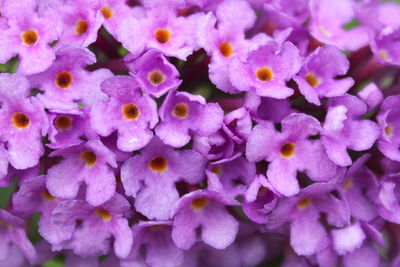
[342,18,361,30]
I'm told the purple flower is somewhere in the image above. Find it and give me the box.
[48,109,98,149]
[268,183,349,256]
[98,0,139,37]
[118,8,203,59]
[243,174,277,224]
[90,76,158,151]
[0,0,60,74]
[171,189,239,250]
[244,91,294,123]
[377,95,400,162]
[29,47,113,112]
[51,194,133,258]
[55,0,103,47]
[121,137,206,220]
[125,49,182,98]
[206,156,256,197]
[223,107,252,143]
[123,221,183,267]
[197,0,256,93]
[321,95,380,166]
[46,140,117,206]
[0,73,48,170]
[371,28,400,66]
[12,175,73,245]
[0,209,36,263]
[230,40,301,98]
[376,175,400,224]
[193,127,236,161]
[246,113,337,196]
[262,0,309,28]
[293,46,354,105]
[156,91,223,148]
[357,82,383,111]
[339,155,379,222]
[309,0,370,51]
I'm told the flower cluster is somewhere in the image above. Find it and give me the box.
[1,0,400,266]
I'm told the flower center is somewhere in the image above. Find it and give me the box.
[305,73,320,87]
[148,70,165,85]
[385,125,393,137]
[75,19,88,35]
[55,115,72,130]
[56,71,73,89]
[12,112,30,129]
[297,198,311,209]
[21,30,39,46]
[150,224,163,230]
[42,190,56,201]
[219,42,233,57]
[172,103,189,119]
[101,6,113,19]
[256,67,274,82]
[280,142,296,158]
[81,151,97,166]
[211,165,222,176]
[148,157,168,173]
[378,50,389,61]
[191,198,208,211]
[343,179,352,191]
[122,103,140,120]
[155,29,171,44]
[96,209,112,221]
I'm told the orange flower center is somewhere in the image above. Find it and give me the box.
[101,6,113,19]
[122,103,140,120]
[256,67,274,82]
[297,198,311,209]
[56,71,73,89]
[81,151,97,166]
[280,142,296,158]
[191,198,208,210]
[12,113,30,128]
[148,70,165,85]
[42,190,56,201]
[22,30,39,46]
[96,209,112,221]
[55,115,72,130]
[172,103,189,119]
[75,19,88,35]
[155,29,171,44]
[219,42,233,57]
[305,73,320,87]
[148,157,168,173]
